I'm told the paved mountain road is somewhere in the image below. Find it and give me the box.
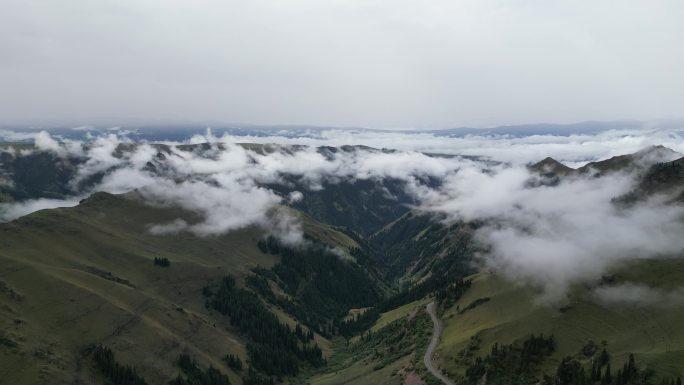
[424,302,456,385]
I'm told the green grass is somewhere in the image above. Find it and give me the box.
[306,354,409,385]
[371,297,431,332]
[0,193,266,384]
[302,306,435,385]
[5,189,684,385]
[0,192,358,385]
[436,260,684,381]
[291,208,359,253]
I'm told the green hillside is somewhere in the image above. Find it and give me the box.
[434,259,684,383]
[0,192,373,385]
[3,145,684,385]
[304,302,435,385]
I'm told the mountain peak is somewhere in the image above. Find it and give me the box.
[634,145,681,161]
[530,157,574,175]
[579,145,681,175]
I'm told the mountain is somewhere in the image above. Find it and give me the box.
[527,145,682,180]
[368,211,476,283]
[0,144,80,202]
[528,157,576,186]
[1,191,259,384]
[2,143,684,385]
[6,119,684,143]
[0,191,387,384]
[530,157,575,176]
[434,258,684,381]
[578,145,682,175]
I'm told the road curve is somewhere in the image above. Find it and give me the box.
[424,302,456,385]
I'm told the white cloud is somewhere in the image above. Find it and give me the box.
[262,208,305,247]
[0,197,82,222]
[1,1,683,127]
[593,283,684,307]
[72,134,125,184]
[33,131,65,155]
[288,191,304,203]
[148,218,189,235]
[211,125,684,166]
[136,178,281,236]
[419,165,684,302]
[2,129,684,301]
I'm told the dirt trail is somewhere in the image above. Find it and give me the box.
[424,302,456,385]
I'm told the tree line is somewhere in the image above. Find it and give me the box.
[338,278,471,338]
[223,354,242,372]
[153,257,171,267]
[337,239,474,338]
[169,353,231,385]
[463,335,682,385]
[465,334,556,385]
[548,351,682,385]
[203,275,325,379]
[254,236,382,337]
[90,344,148,385]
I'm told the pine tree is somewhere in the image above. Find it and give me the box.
[602,363,612,385]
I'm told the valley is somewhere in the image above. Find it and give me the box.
[3,1,682,383]
[1,140,684,385]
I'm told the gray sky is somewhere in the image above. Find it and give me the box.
[1,0,683,128]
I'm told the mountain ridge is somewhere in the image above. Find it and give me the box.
[2,144,684,384]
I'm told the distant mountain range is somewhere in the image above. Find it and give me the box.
[3,119,684,143]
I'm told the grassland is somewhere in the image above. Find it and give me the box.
[435,259,684,382]
[0,192,355,384]
[371,297,431,332]
[297,297,437,385]
[306,354,410,385]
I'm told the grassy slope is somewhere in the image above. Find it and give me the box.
[371,297,431,333]
[0,192,352,384]
[436,259,684,381]
[291,208,359,253]
[302,298,432,385]
[307,354,410,385]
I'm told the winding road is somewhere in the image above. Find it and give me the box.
[424,302,456,385]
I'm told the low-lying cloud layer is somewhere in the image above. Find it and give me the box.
[178,125,684,167]
[2,127,684,302]
[593,283,684,307]
[0,197,82,221]
[437,173,684,301]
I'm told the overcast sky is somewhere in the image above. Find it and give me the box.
[1,0,683,128]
